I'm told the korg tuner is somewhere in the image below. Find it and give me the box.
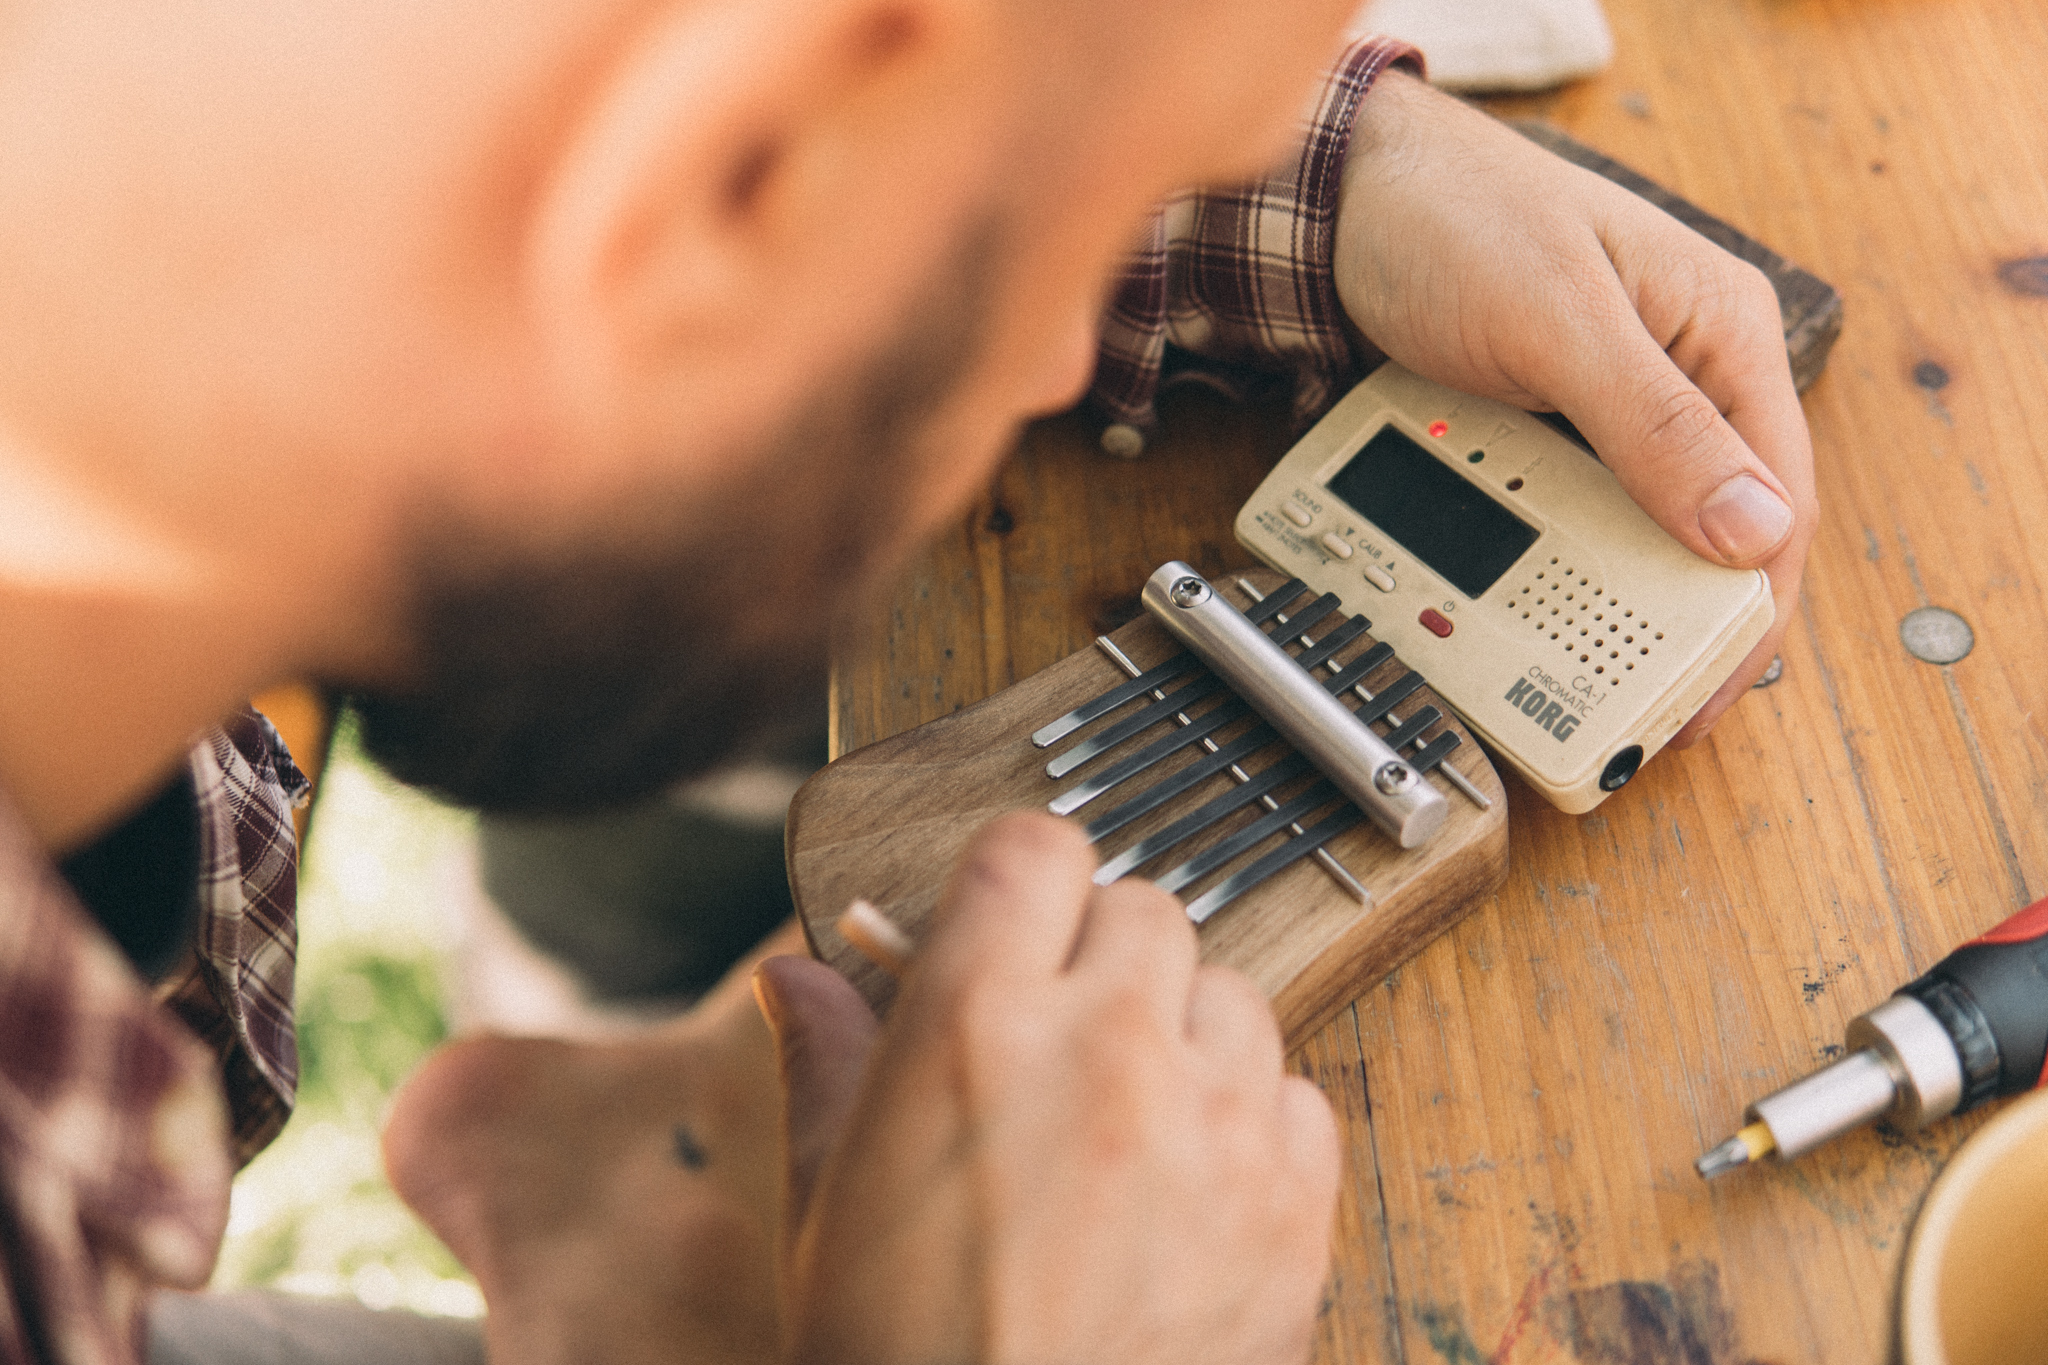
[1237,363,1772,812]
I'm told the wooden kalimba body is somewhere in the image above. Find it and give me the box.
[787,564,1508,1046]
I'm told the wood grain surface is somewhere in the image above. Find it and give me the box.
[792,570,1507,1048]
[827,1,2048,1361]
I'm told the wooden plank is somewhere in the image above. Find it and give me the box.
[827,0,2048,1360]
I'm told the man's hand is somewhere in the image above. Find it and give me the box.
[753,813,1340,1365]
[1336,71,1817,744]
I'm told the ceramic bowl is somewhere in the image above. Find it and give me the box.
[1899,1087,2048,1364]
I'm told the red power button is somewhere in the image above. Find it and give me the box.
[1419,609,1454,638]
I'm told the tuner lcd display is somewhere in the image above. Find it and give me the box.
[1323,424,1539,599]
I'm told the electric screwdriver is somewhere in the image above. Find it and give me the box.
[1697,895,2048,1178]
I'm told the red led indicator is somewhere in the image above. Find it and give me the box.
[1428,420,1449,439]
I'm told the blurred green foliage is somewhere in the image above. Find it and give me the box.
[297,953,448,1119]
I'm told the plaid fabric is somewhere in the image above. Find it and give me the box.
[157,711,308,1167]
[0,711,305,1364]
[1091,36,1422,440]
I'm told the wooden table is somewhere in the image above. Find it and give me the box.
[829,1,2048,1360]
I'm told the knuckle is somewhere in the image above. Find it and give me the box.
[1703,259,1786,360]
[950,968,1044,1068]
[1651,243,1714,305]
[1096,877,1198,948]
[989,807,1089,854]
[1190,969,1286,1073]
[959,810,1089,883]
[1729,259,1782,325]
[1082,978,1166,1048]
[941,813,1096,924]
[1282,1077,1342,1179]
[1195,963,1271,1022]
[1202,1109,1268,1193]
[1633,377,1726,471]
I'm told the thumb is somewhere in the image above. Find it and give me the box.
[1534,223,1801,572]
[1563,332,1796,570]
[752,955,879,1241]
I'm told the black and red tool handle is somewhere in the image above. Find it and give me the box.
[1901,895,2048,1112]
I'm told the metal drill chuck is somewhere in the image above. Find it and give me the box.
[1745,994,1965,1160]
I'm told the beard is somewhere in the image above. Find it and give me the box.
[338,230,997,815]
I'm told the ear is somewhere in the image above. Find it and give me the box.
[524,0,984,452]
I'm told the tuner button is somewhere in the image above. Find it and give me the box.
[1319,532,1355,560]
[1280,502,1313,527]
[1363,564,1396,593]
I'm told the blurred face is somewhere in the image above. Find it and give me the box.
[350,220,1003,811]
[0,0,1359,809]
[346,0,1363,809]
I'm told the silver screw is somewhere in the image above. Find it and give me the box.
[1374,761,1415,794]
[1169,576,1210,609]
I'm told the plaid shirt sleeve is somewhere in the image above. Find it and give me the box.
[158,710,307,1167]
[0,709,306,1365]
[1090,37,1422,446]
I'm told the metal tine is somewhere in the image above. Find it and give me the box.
[1338,665,1485,805]
[1034,583,1321,757]
[1080,633,1368,904]
[1031,652,1199,749]
[1080,724,1279,844]
[1046,699,1248,817]
[1242,578,1310,626]
[1351,670,1427,727]
[1186,806,1365,924]
[1406,730,1462,775]
[1092,752,1315,885]
[1380,705,1443,754]
[1237,576,1491,811]
[1155,782,1343,894]
[1111,712,1445,908]
[1265,592,1341,645]
[1287,615,1369,674]
[1285,622,1458,792]
[1078,580,1468,922]
[1317,641,1396,699]
[1045,673,1227,778]
[1048,600,1356,780]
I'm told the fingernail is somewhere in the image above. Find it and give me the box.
[750,966,784,1035]
[1698,474,1793,564]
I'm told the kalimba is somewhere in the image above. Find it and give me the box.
[787,562,1509,1046]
